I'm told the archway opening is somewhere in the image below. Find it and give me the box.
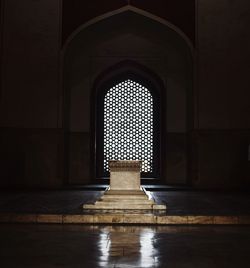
[63,8,193,185]
[95,69,162,179]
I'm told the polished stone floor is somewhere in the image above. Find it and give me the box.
[0,189,250,215]
[1,224,250,267]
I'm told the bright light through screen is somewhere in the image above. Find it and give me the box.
[104,79,153,173]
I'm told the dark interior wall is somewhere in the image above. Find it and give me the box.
[195,0,250,188]
[0,0,61,128]
[0,0,3,103]
[0,0,63,188]
[64,12,192,185]
[0,1,249,189]
[65,13,191,133]
[62,0,195,45]
[198,0,250,129]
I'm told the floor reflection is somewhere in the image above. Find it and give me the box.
[99,232,111,263]
[98,226,156,267]
[1,224,250,267]
[140,230,156,267]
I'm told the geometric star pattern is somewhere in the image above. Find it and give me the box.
[104,79,153,173]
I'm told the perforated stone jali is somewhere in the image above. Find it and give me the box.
[104,79,153,173]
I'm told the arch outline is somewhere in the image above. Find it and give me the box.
[61,5,194,56]
[92,60,166,180]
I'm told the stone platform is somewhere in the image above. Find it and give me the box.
[0,189,250,225]
[0,212,249,225]
[83,160,167,211]
[83,189,166,210]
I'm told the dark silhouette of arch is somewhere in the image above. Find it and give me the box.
[62,6,194,56]
[92,61,166,180]
[62,7,194,185]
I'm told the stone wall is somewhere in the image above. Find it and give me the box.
[0,0,62,187]
[64,11,192,185]
[0,0,250,188]
[196,0,250,188]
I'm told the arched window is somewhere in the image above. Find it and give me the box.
[95,70,162,179]
[104,79,153,173]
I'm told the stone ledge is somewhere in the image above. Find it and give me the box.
[83,203,155,210]
[1,213,250,225]
[238,216,250,224]
[123,214,156,224]
[157,216,188,224]
[93,214,123,224]
[37,214,63,223]
[63,215,94,224]
[213,216,239,224]
[187,216,214,224]
[10,214,37,223]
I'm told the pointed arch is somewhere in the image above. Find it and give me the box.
[62,7,194,184]
[62,5,194,56]
[93,60,165,179]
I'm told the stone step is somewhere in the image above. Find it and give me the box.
[101,195,149,200]
[2,213,248,224]
[96,199,155,205]
[83,203,155,210]
[105,190,145,195]
[153,204,167,210]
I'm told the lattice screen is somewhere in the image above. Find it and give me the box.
[104,79,153,173]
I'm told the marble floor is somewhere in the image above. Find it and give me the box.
[0,224,250,267]
[0,189,250,215]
